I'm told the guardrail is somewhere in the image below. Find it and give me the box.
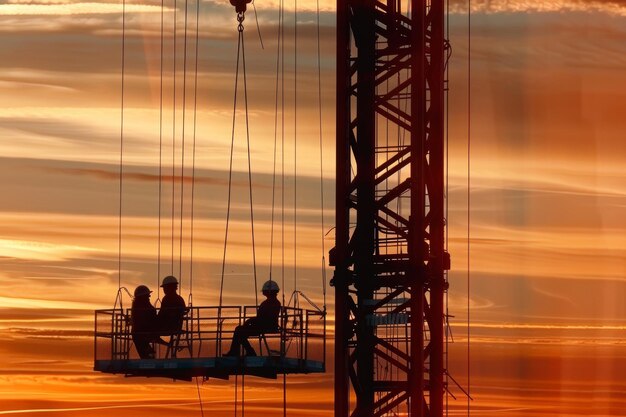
[94,305,326,365]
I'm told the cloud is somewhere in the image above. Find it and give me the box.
[0,239,103,262]
[0,2,163,16]
[450,0,626,16]
[44,166,276,191]
[5,328,93,338]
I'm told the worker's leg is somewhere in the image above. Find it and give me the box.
[132,334,155,359]
[225,325,258,356]
[240,335,256,356]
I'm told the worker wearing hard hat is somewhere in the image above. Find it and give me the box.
[224,280,282,357]
[157,275,188,335]
[131,285,158,359]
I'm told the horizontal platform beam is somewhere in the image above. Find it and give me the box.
[95,356,325,381]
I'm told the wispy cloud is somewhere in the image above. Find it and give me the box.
[450,0,626,16]
[0,2,162,16]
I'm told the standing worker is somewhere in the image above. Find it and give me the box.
[224,280,282,357]
[157,275,187,335]
[131,285,158,359]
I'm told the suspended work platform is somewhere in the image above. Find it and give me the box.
[94,306,325,381]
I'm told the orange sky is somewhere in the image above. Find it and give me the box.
[1,0,626,415]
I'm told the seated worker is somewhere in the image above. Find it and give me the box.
[157,275,188,336]
[224,280,281,357]
[131,285,159,359]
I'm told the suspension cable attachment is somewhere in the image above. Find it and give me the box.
[237,12,245,32]
[230,0,251,14]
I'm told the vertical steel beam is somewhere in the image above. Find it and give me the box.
[409,0,426,415]
[334,0,351,413]
[428,1,446,416]
[333,0,448,416]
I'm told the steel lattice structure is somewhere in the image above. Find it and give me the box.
[331,0,450,416]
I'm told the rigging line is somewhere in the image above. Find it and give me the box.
[467,0,472,414]
[219,21,243,311]
[158,0,165,299]
[241,374,245,417]
[234,374,238,417]
[179,0,190,290]
[117,0,126,292]
[189,0,200,299]
[269,0,283,278]
[280,0,285,306]
[293,0,297,299]
[171,0,178,276]
[251,0,264,49]
[195,378,205,417]
[282,372,287,417]
[315,0,326,309]
[445,0,451,413]
[241,17,259,305]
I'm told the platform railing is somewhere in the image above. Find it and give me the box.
[94,305,325,365]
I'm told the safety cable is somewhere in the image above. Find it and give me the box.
[283,372,287,417]
[315,0,326,312]
[234,374,238,417]
[157,0,165,300]
[241,374,245,417]
[467,0,472,414]
[189,0,201,302]
[240,15,260,305]
[218,16,242,313]
[292,0,298,306]
[251,0,264,49]
[195,377,205,417]
[171,0,178,276]
[280,0,286,312]
[445,0,451,414]
[179,0,190,291]
[269,0,283,280]
[117,0,126,293]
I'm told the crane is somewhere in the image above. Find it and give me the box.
[93,0,456,413]
[331,0,451,416]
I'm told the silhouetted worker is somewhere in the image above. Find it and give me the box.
[157,275,187,336]
[131,285,158,359]
[224,280,282,357]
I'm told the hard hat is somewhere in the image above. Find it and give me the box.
[161,275,179,287]
[261,280,280,293]
[134,285,152,298]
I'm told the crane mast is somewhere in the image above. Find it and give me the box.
[332,0,449,416]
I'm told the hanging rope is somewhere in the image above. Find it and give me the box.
[467,0,472,414]
[217,14,242,317]
[195,377,205,417]
[117,0,126,294]
[280,0,286,312]
[178,0,190,291]
[240,13,260,305]
[268,0,283,280]
[171,0,178,276]
[283,372,287,417]
[234,374,238,417]
[189,0,201,304]
[315,0,326,313]
[157,0,165,300]
[219,7,259,327]
[292,0,298,308]
[241,374,245,417]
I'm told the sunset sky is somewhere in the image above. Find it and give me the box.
[1,0,626,415]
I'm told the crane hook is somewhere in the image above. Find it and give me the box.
[229,0,251,14]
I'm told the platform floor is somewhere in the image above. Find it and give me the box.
[94,356,325,381]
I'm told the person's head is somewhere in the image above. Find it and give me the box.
[261,280,279,299]
[160,275,179,295]
[134,285,152,300]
